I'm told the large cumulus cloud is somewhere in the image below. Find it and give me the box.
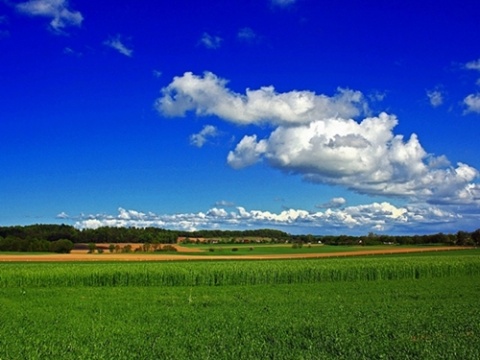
[229,113,479,203]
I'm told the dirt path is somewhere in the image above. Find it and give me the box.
[0,246,471,262]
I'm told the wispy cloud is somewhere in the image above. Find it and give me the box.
[0,15,9,38]
[199,32,222,49]
[15,0,83,33]
[214,200,236,207]
[368,91,387,102]
[237,27,259,43]
[426,89,443,107]
[316,197,346,209]
[63,46,81,56]
[104,35,133,57]
[156,71,480,207]
[190,125,219,147]
[271,0,296,7]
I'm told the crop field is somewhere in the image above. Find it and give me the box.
[1,251,479,359]
[0,244,471,262]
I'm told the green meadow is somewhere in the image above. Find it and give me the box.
[1,251,479,359]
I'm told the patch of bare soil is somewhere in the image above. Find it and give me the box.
[0,246,471,262]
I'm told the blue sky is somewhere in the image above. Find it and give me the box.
[1,0,479,235]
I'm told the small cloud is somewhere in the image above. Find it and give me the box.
[237,27,259,43]
[15,0,83,33]
[316,197,347,209]
[214,200,236,207]
[227,134,267,169]
[56,211,70,219]
[104,35,133,57]
[199,32,222,49]
[152,70,162,78]
[426,89,443,107]
[465,59,480,71]
[463,93,480,114]
[190,125,219,147]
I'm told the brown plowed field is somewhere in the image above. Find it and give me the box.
[0,246,471,262]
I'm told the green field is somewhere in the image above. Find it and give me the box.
[175,243,469,256]
[180,243,368,255]
[1,252,479,359]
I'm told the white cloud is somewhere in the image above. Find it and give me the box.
[227,135,267,169]
[152,70,162,78]
[104,35,133,57]
[463,59,480,109]
[190,125,219,147]
[465,59,480,71]
[463,93,480,114]
[156,71,480,206]
[56,211,69,219]
[71,201,466,234]
[156,72,366,126]
[317,197,346,209]
[426,89,443,107]
[231,117,479,203]
[16,0,83,33]
[199,32,222,49]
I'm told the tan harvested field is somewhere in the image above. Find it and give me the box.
[0,246,471,262]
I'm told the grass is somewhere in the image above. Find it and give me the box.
[0,251,478,358]
[1,252,479,287]
[0,275,478,359]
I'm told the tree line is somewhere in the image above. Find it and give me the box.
[0,224,478,253]
[296,230,480,246]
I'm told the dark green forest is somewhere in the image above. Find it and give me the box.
[0,224,479,253]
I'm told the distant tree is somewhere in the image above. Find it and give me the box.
[88,242,97,254]
[28,239,51,252]
[142,242,151,252]
[108,244,115,253]
[470,229,480,246]
[456,231,471,246]
[49,239,74,254]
